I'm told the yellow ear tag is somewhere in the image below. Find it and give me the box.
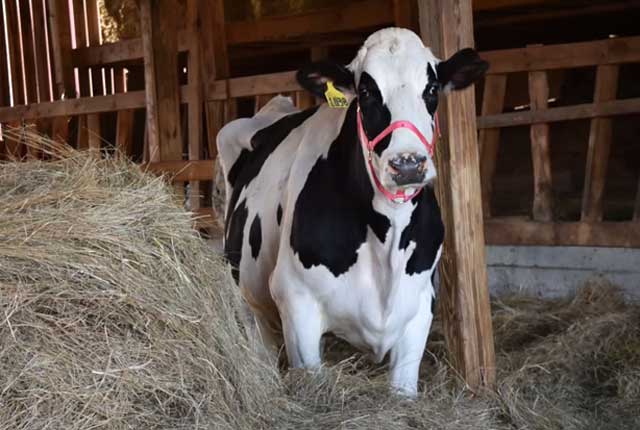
[324,81,349,109]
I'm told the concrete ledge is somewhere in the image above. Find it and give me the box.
[486,246,640,301]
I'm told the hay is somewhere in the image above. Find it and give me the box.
[1,128,639,429]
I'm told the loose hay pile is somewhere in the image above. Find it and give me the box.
[1,129,639,429]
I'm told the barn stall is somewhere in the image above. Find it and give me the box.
[0,0,639,428]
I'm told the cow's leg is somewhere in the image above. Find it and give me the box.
[278,292,323,369]
[389,291,433,397]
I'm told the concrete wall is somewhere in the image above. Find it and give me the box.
[486,246,640,301]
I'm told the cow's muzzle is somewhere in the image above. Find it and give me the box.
[388,153,428,186]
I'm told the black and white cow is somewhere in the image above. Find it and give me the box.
[218,28,488,396]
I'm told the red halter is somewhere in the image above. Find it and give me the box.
[356,105,440,203]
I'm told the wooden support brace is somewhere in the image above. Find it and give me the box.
[18,0,38,104]
[5,0,25,105]
[528,69,553,221]
[31,0,52,103]
[478,74,507,218]
[140,0,183,163]
[418,0,496,389]
[581,64,619,222]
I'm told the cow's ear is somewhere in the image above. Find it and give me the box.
[436,48,488,92]
[296,61,355,98]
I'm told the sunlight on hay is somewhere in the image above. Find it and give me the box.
[1,127,639,429]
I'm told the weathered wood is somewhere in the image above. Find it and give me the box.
[115,109,135,155]
[201,0,231,161]
[478,74,507,218]
[140,0,183,162]
[483,36,640,75]
[226,0,393,45]
[418,0,495,389]
[485,218,640,248]
[142,159,215,182]
[186,0,203,211]
[477,96,640,128]
[5,0,25,105]
[393,0,414,29]
[32,0,52,102]
[87,112,101,155]
[85,0,104,96]
[47,0,75,99]
[0,87,189,121]
[581,65,619,222]
[208,71,299,100]
[18,0,38,104]
[0,1,10,106]
[528,69,553,221]
[72,0,90,149]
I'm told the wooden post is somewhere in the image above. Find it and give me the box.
[478,74,507,218]
[186,0,203,211]
[139,0,183,163]
[418,0,496,389]
[32,0,53,103]
[201,0,231,159]
[581,65,619,221]
[18,0,38,104]
[5,0,24,105]
[114,68,134,156]
[528,69,553,221]
[72,0,90,149]
[47,0,75,143]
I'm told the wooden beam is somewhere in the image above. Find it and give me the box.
[141,159,215,182]
[418,0,495,389]
[478,74,507,218]
[476,97,640,128]
[0,0,10,107]
[201,0,231,163]
[225,0,392,45]
[0,87,189,122]
[115,109,135,155]
[47,0,74,99]
[207,71,299,100]
[485,218,640,248]
[483,36,640,75]
[528,69,553,221]
[139,0,183,162]
[581,65,619,222]
[186,0,203,211]
[5,0,25,105]
[18,0,38,104]
[32,0,52,102]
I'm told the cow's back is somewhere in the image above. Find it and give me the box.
[216,96,318,325]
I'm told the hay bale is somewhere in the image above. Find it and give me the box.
[1,128,638,429]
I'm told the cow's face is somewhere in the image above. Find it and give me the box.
[296,28,488,199]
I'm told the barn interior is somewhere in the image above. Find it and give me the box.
[1,0,640,428]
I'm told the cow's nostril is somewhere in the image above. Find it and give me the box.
[388,153,428,185]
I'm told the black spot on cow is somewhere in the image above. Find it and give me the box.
[291,102,390,277]
[224,199,248,284]
[225,107,318,237]
[249,214,262,259]
[357,72,392,156]
[399,186,444,275]
[424,64,439,116]
[276,204,283,226]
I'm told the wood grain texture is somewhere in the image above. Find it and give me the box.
[581,65,619,222]
[478,74,507,218]
[186,0,203,211]
[18,0,38,104]
[5,0,24,105]
[139,0,182,162]
[485,218,640,248]
[528,70,553,221]
[32,0,52,102]
[477,97,640,128]
[47,0,75,99]
[418,0,496,389]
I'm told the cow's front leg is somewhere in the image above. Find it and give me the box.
[276,290,324,369]
[389,292,434,397]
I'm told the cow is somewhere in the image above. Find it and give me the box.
[217,27,488,396]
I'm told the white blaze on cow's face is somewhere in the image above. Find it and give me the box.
[349,29,440,192]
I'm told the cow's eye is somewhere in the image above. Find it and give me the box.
[422,83,439,113]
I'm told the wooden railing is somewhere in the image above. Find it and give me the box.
[1,1,639,247]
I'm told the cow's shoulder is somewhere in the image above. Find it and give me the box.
[399,186,444,275]
[290,104,390,277]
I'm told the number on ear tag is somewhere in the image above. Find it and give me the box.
[324,81,349,109]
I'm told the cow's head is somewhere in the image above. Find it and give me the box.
[297,28,488,203]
